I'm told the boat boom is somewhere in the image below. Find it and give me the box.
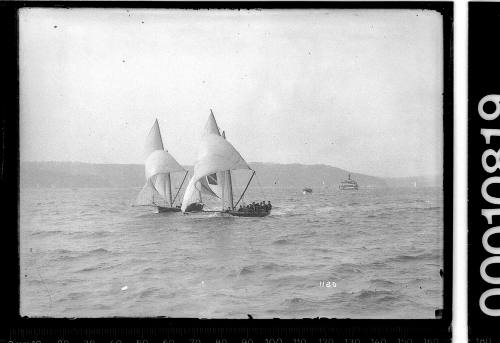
[234,170,256,208]
[172,170,189,205]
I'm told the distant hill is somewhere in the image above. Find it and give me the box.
[383,175,443,188]
[19,161,441,189]
[238,162,386,188]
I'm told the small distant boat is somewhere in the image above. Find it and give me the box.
[302,187,313,194]
[181,110,271,217]
[339,173,358,190]
[135,119,192,213]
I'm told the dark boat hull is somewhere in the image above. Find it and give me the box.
[156,206,182,213]
[184,203,205,213]
[227,210,270,217]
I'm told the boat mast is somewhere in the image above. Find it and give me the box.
[163,134,173,206]
[226,170,234,210]
[220,171,225,211]
[222,131,234,210]
[159,121,172,207]
[166,173,173,207]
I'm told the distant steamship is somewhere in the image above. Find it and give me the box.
[339,174,358,190]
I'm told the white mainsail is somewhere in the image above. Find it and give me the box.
[144,119,164,158]
[135,119,186,207]
[181,112,251,212]
[205,110,221,136]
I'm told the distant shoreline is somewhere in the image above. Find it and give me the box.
[20,161,442,189]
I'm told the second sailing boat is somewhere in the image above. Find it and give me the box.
[135,119,190,213]
[181,110,271,217]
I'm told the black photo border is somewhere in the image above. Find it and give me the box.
[0,1,453,342]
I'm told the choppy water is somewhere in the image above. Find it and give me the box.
[20,186,443,318]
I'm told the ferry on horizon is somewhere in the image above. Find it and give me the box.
[339,173,359,190]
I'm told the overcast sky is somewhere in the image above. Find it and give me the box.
[19,8,444,177]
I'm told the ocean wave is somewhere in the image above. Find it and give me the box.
[355,289,399,303]
[77,266,100,273]
[370,279,396,288]
[422,206,441,211]
[262,262,282,271]
[283,296,324,307]
[273,209,307,218]
[334,263,363,274]
[66,291,86,300]
[231,263,289,276]
[294,230,318,238]
[75,262,114,273]
[95,304,114,310]
[239,266,255,275]
[287,297,307,304]
[141,267,158,274]
[315,206,342,214]
[50,248,74,255]
[47,247,115,263]
[31,230,65,237]
[365,261,388,269]
[137,287,161,299]
[371,211,392,218]
[384,252,439,263]
[89,248,111,254]
[313,247,332,253]
[397,199,429,205]
[26,278,51,286]
[89,231,114,237]
[273,238,292,245]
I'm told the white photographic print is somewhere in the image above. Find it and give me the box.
[19,8,444,318]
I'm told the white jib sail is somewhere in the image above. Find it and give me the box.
[145,150,185,206]
[135,182,162,206]
[181,133,251,212]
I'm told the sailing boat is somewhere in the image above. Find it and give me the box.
[302,187,313,194]
[181,110,271,217]
[135,119,190,213]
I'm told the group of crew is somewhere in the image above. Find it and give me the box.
[238,201,272,213]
